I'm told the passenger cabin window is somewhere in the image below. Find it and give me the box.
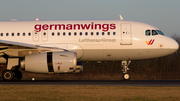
[80,32,82,36]
[1,33,3,36]
[69,32,71,36]
[85,32,88,36]
[52,32,54,36]
[63,32,65,36]
[28,33,31,36]
[91,32,93,36]
[57,32,60,36]
[102,32,104,35]
[113,32,116,35]
[12,33,14,36]
[6,33,9,36]
[96,32,99,35]
[74,32,77,36]
[108,32,110,35]
[23,33,25,36]
[34,32,37,35]
[43,32,46,36]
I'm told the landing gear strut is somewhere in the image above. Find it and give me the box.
[13,70,22,80]
[121,61,131,80]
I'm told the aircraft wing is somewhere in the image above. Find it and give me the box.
[0,40,37,49]
[0,40,66,51]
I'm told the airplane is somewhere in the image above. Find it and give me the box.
[0,16,178,81]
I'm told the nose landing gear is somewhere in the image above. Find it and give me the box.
[122,61,131,80]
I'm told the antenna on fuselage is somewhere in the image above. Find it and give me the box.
[119,15,123,20]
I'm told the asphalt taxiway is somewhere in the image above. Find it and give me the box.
[0,80,180,86]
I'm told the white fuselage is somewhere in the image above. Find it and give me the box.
[0,20,178,62]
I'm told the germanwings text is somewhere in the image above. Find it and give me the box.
[34,22,116,32]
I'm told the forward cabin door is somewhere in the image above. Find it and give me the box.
[121,23,132,45]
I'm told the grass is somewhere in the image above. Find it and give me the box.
[0,86,180,101]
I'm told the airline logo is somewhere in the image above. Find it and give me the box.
[34,22,116,32]
[146,39,155,45]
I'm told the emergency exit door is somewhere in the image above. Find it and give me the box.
[41,30,48,41]
[121,23,132,45]
[33,31,39,42]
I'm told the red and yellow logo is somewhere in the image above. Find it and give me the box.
[146,39,155,45]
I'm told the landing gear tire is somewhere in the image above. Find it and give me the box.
[123,73,130,80]
[13,70,22,80]
[2,70,14,81]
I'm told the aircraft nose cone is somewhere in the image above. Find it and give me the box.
[173,39,179,49]
[169,39,179,53]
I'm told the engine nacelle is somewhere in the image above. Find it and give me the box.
[21,51,77,73]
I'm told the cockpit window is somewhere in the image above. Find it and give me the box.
[145,30,150,36]
[145,30,164,36]
[156,30,164,35]
[152,30,158,36]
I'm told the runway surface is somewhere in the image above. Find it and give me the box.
[0,80,180,86]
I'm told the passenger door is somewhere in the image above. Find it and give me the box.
[121,23,132,45]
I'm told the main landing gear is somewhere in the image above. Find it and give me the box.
[1,57,22,81]
[2,70,14,81]
[121,61,131,80]
[2,67,22,81]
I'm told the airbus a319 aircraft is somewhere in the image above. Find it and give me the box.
[0,16,178,81]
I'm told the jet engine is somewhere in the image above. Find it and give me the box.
[21,51,77,73]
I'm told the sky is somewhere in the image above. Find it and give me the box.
[0,0,179,36]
